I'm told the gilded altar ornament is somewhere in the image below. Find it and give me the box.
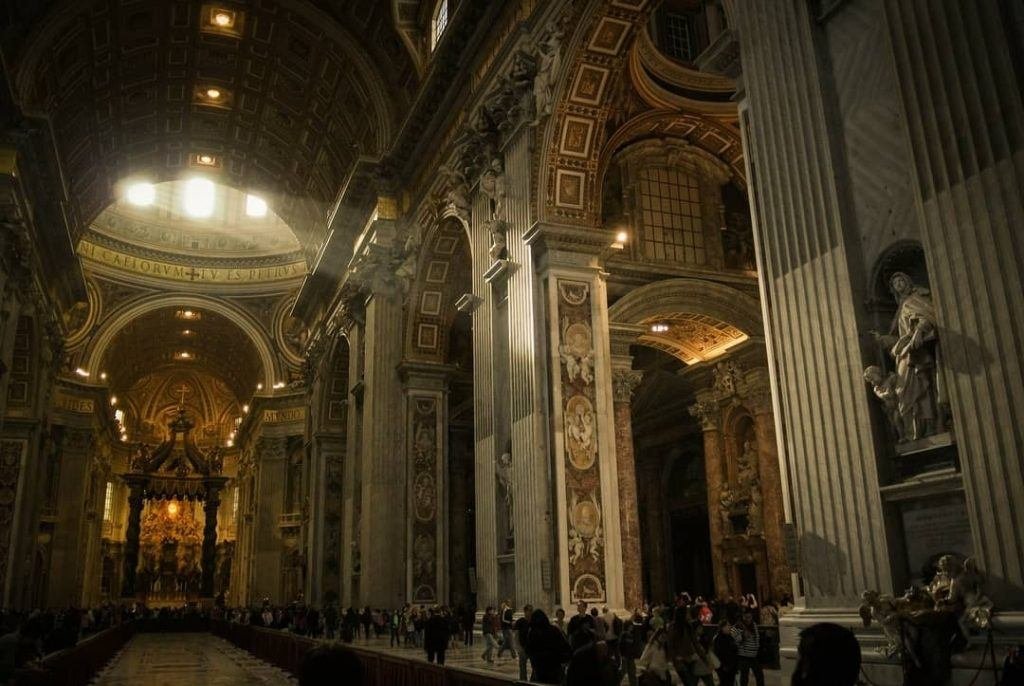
[860,554,994,681]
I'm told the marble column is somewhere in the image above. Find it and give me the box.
[745,373,789,601]
[340,308,365,607]
[356,243,407,609]
[689,398,729,597]
[120,480,144,598]
[251,436,288,603]
[734,0,893,609]
[611,367,644,610]
[48,427,93,605]
[201,486,221,597]
[883,0,1024,608]
[639,459,669,603]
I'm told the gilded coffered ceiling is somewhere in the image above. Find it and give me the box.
[4,0,416,258]
[639,313,748,365]
[101,306,262,403]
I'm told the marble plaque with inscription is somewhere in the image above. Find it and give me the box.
[900,494,974,584]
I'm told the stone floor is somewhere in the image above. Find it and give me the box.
[91,633,297,685]
[91,631,779,685]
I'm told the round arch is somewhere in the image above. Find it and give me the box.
[83,293,280,391]
[609,278,763,334]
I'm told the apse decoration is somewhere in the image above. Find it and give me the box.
[558,280,607,604]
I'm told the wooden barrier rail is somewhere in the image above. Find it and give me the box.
[211,620,516,686]
[13,621,136,686]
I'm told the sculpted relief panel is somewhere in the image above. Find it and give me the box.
[557,280,607,604]
[409,398,440,603]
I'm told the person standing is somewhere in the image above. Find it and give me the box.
[618,609,645,686]
[497,600,517,659]
[525,609,572,685]
[461,605,475,646]
[424,607,451,665]
[713,619,739,686]
[732,610,764,686]
[481,606,499,664]
[513,604,534,680]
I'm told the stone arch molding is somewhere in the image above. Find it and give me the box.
[83,293,280,391]
[609,278,763,334]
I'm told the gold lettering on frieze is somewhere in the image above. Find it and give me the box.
[77,240,305,284]
[262,407,306,424]
[54,392,95,414]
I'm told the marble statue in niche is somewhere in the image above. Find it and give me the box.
[867,272,940,442]
[496,449,514,541]
[532,20,565,122]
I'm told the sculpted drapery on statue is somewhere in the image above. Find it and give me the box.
[866,272,941,442]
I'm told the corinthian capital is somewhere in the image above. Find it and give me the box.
[611,368,643,403]
[688,399,720,432]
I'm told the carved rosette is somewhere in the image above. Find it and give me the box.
[409,397,439,603]
[558,279,607,604]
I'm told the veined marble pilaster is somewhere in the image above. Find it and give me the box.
[341,315,365,607]
[688,399,729,596]
[531,239,624,611]
[401,363,451,605]
[611,365,644,610]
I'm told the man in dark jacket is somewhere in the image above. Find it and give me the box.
[513,604,534,680]
[525,609,572,685]
[424,607,451,665]
[713,619,739,686]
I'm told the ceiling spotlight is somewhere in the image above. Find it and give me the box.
[121,434,129,442]
[206,88,222,100]
[616,231,628,244]
[256,383,264,391]
[176,351,193,360]
[273,381,285,389]
[100,372,108,381]
[126,182,155,207]
[196,153,217,167]
[183,178,215,218]
[114,409,125,423]
[182,329,193,336]
[226,439,234,447]
[110,396,118,406]
[242,404,249,413]
[245,193,267,218]
[178,309,200,320]
[74,367,90,378]
[212,11,234,28]
[650,323,670,334]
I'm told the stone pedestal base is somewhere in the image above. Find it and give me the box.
[778,609,1023,686]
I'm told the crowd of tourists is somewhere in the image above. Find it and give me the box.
[225,591,793,685]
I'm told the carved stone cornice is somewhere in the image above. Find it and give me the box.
[612,369,644,404]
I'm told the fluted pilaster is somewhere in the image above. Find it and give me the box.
[883,0,1024,606]
[735,0,892,606]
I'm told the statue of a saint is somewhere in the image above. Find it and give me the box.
[869,272,939,441]
[496,451,514,540]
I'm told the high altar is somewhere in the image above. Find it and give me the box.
[120,407,228,603]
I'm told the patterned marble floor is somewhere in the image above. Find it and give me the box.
[91,633,297,685]
[341,633,522,678]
